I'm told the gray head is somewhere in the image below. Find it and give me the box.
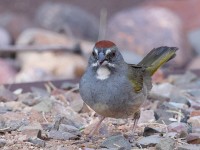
[88,40,125,69]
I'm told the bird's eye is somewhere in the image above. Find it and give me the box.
[111,51,116,57]
[92,51,97,58]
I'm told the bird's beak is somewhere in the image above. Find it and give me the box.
[98,52,106,65]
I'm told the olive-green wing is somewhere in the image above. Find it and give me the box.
[128,64,145,93]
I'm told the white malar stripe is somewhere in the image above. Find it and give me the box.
[96,67,110,80]
[91,62,99,67]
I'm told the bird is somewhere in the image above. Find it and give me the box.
[79,40,178,136]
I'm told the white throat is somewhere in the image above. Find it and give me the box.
[96,66,111,80]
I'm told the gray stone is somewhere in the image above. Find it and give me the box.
[0,86,18,102]
[19,93,41,106]
[33,98,53,112]
[28,137,45,147]
[100,134,131,149]
[48,130,77,140]
[53,114,84,129]
[155,137,175,150]
[137,135,163,148]
[155,108,174,125]
[178,144,200,150]
[35,2,99,41]
[0,138,6,148]
[59,124,80,135]
[0,106,9,114]
[143,127,161,137]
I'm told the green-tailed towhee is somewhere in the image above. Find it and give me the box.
[79,40,178,135]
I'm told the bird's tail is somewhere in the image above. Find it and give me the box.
[138,46,178,76]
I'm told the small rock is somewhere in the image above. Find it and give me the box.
[143,127,161,137]
[137,135,163,148]
[33,97,53,112]
[168,122,188,133]
[19,122,42,139]
[187,133,200,144]
[5,120,27,132]
[0,86,17,102]
[19,93,41,106]
[188,116,200,128]
[155,108,174,125]
[28,137,45,147]
[53,113,84,129]
[100,134,131,149]
[48,130,77,140]
[155,137,175,150]
[138,110,155,124]
[41,123,53,131]
[59,124,80,135]
[31,87,49,97]
[177,144,200,150]
[0,139,6,148]
[67,93,84,113]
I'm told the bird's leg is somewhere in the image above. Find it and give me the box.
[88,116,105,137]
[132,110,140,133]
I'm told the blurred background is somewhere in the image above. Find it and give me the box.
[0,0,200,84]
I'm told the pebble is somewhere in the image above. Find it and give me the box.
[0,86,18,102]
[28,137,45,147]
[100,134,131,149]
[137,135,163,148]
[155,137,175,150]
[19,93,41,106]
[48,130,77,140]
[0,138,6,148]
[58,124,80,135]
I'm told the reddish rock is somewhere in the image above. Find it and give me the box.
[167,122,188,133]
[0,59,16,84]
[107,6,192,68]
[187,133,200,144]
[191,110,200,117]
[145,0,200,32]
